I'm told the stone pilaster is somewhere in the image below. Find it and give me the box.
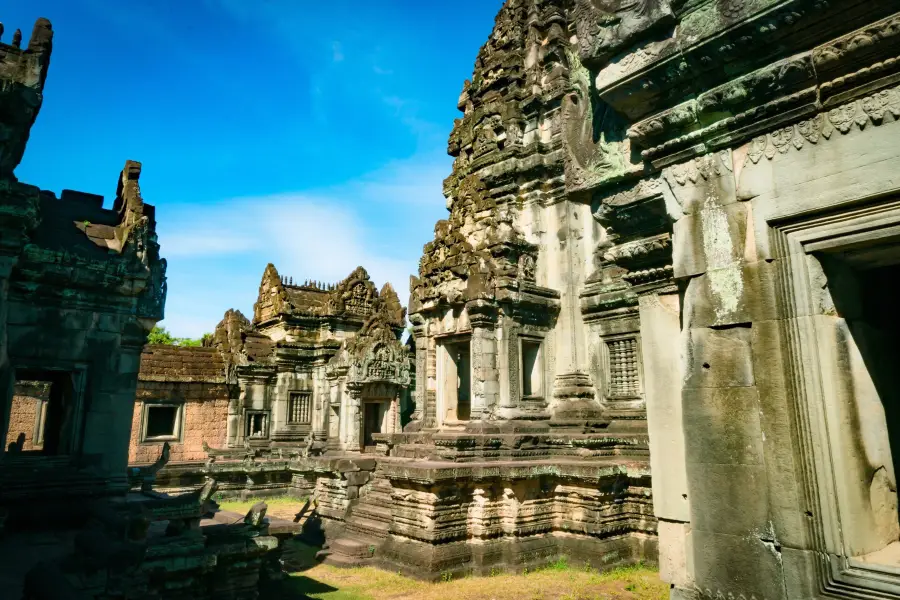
[406,315,427,430]
[467,300,498,420]
[496,317,519,412]
[424,331,437,429]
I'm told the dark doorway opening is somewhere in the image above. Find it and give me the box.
[363,402,382,450]
[822,254,900,554]
[7,370,76,456]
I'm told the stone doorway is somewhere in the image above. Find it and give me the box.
[820,252,900,567]
[361,400,387,452]
[437,337,471,425]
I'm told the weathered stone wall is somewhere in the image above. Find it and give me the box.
[129,345,232,464]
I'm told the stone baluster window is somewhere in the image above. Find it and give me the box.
[288,392,312,424]
[605,336,642,399]
[245,411,269,439]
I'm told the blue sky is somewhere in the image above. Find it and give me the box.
[6,0,503,337]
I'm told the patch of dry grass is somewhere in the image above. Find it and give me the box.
[237,498,668,600]
[216,495,308,521]
[270,543,667,600]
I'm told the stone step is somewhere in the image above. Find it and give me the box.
[331,537,378,559]
[351,503,392,521]
[344,514,390,538]
[322,551,375,569]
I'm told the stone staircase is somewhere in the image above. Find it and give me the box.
[321,474,393,567]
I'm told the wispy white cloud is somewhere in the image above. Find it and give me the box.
[331,41,345,63]
[156,153,450,338]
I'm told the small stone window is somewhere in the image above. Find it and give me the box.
[141,403,182,443]
[245,411,269,439]
[289,392,311,424]
[605,336,642,399]
[520,338,544,398]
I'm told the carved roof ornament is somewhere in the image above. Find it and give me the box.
[326,313,411,388]
[211,309,275,380]
[0,17,53,180]
[252,263,406,329]
[253,263,290,323]
[572,0,674,68]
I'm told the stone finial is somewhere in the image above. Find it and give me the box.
[12,28,21,48]
[28,18,53,52]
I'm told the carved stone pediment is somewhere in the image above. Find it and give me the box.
[326,315,410,388]
[572,0,674,67]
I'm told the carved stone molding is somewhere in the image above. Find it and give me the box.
[663,150,733,187]
[744,83,900,165]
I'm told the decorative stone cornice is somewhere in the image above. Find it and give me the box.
[743,82,900,165]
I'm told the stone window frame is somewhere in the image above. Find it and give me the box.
[518,334,545,400]
[770,193,900,596]
[600,333,644,401]
[139,401,184,444]
[8,364,88,456]
[244,409,270,440]
[288,391,312,425]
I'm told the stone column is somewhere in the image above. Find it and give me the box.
[391,389,401,434]
[345,383,362,451]
[424,331,437,429]
[667,150,782,599]
[316,379,335,443]
[226,382,246,447]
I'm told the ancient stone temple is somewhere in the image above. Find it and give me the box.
[312,0,661,577]
[423,0,900,598]
[217,264,410,455]
[128,264,413,497]
[0,19,282,599]
[0,17,167,513]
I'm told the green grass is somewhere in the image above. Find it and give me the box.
[264,541,667,600]
[215,495,306,513]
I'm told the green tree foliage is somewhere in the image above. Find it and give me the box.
[147,326,176,345]
[147,326,211,347]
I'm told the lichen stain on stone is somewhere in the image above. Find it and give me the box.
[700,193,742,323]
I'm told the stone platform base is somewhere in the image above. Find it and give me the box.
[306,453,657,579]
[134,445,658,581]
[373,531,658,580]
